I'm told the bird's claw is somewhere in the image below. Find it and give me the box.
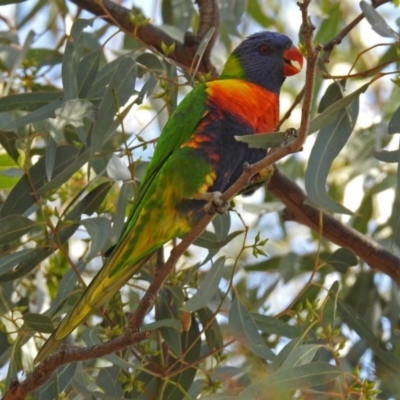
[283,128,300,148]
[193,191,228,214]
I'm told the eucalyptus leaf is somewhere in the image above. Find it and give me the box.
[229,296,275,360]
[182,257,225,312]
[0,92,62,112]
[62,19,94,100]
[388,104,400,134]
[305,82,359,214]
[0,131,19,162]
[374,149,400,163]
[238,362,341,399]
[80,217,112,259]
[23,313,54,333]
[0,145,80,218]
[2,99,64,130]
[308,81,369,134]
[360,1,399,40]
[77,50,102,98]
[327,248,358,273]
[0,215,36,245]
[278,344,323,370]
[90,56,137,156]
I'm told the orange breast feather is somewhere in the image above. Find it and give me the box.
[206,80,279,133]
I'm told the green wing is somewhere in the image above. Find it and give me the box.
[118,83,209,239]
[35,82,209,363]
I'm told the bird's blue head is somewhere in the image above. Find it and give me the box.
[221,31,303,93]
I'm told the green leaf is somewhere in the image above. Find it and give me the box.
[77,50,102,98]
[252,314,301,338]
[0,215,36,245]
[36,362,78,399]
[0,145,80,218]
[37,148,90,195]
[271,336,303,371]
[182,256,225,312]
[229,296,275,360]
[374,149,400,162]
[90,56,137,156]
[193,230,243,249]
[96,366,124,397]
[305,83,359,214]
[212,212,231,242]
[161,0,194,32]
[235,131,288,149]
[5,30,34,94]
[337,299,400,372]
[0,183,111,282]
[45,135,57,181]
[247,0,274,26]
[2,99,64,130]
[327,248,358,273]
[143,318,182,331]
[197,307,224,356]
[135,53,164,74]
[48,262,87,315]
[110,181,134,242]
[0,92,63,112]
[314,3,341,44]
[134,72,156,105]
[238,362,341,399]
[80,217,112,259]
[0,152,21,190]
[278,344,323,370]
[0,248,44,275]
[162,317,202,400]
[360,1,399,40]
[388,105,400,134]
[0,0,27,4]
[0,131,19,161]
[62,19,94,100]
[308,81,369,134]
[23,313,54,333]
[6,335,23,388]
[241,201,285,215]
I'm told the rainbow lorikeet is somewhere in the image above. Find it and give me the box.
[36,31,303,362]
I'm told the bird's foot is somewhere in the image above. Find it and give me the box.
[193,191,228,214]
[284,128,302,150]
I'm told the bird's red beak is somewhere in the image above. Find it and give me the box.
[282,46,304,77]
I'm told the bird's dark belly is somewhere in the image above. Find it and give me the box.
[177,109,267,220]
[206,110,266,192]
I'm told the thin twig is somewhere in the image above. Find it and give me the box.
[69,0,218,74]
[321,0,393,63]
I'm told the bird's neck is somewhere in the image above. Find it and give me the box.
[206,79,279,133]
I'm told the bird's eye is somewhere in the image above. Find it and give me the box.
[258,45,272,56]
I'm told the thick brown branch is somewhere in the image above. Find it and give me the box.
[267,168,400,282]
[69,0,218,73]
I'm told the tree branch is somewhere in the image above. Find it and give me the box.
[69,0,218,74]
[6,0,400,398]
[267,168,400,282]
[321,0,393,63]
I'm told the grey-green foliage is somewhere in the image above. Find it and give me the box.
[0,0,400,399]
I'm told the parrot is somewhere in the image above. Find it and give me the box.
[35,31,303,362]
